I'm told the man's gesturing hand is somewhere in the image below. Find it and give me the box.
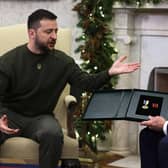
[108,56,140,76]
[0,114,20,134]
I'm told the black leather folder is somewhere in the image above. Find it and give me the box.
[82,89,168,122]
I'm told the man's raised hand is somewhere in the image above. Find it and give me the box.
[108,56,140,76]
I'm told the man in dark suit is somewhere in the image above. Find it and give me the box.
[140,116,168,168]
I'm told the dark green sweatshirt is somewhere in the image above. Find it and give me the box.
[0,44,110,116]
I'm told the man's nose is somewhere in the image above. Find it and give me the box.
[51,31,57,39]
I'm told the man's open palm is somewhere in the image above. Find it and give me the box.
[108,56,140,75]
[0,114,19,134]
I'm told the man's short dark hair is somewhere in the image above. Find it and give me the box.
[27,9,57,29]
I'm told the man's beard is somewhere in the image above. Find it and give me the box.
[35,38,56,53]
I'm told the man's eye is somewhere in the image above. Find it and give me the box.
[45,30,52,34]
[55,30,58,34]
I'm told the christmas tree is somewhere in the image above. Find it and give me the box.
[73,0,118,88]
[73,0,118,152]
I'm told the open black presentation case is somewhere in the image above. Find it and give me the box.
[82,89,168,122]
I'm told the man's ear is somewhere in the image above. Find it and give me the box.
[28,29,36,40]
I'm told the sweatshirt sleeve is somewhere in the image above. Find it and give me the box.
[0,62,11,117]
[68,59,111,92]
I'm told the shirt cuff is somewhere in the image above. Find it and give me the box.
[163,121,168,135]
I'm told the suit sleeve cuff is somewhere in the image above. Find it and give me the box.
[163,121,168,135]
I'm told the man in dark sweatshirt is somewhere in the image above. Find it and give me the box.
[0,9,140,168]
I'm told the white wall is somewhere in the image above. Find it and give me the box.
[134,13,168,89]
[0,0,76,27]
[140,36,168,89]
